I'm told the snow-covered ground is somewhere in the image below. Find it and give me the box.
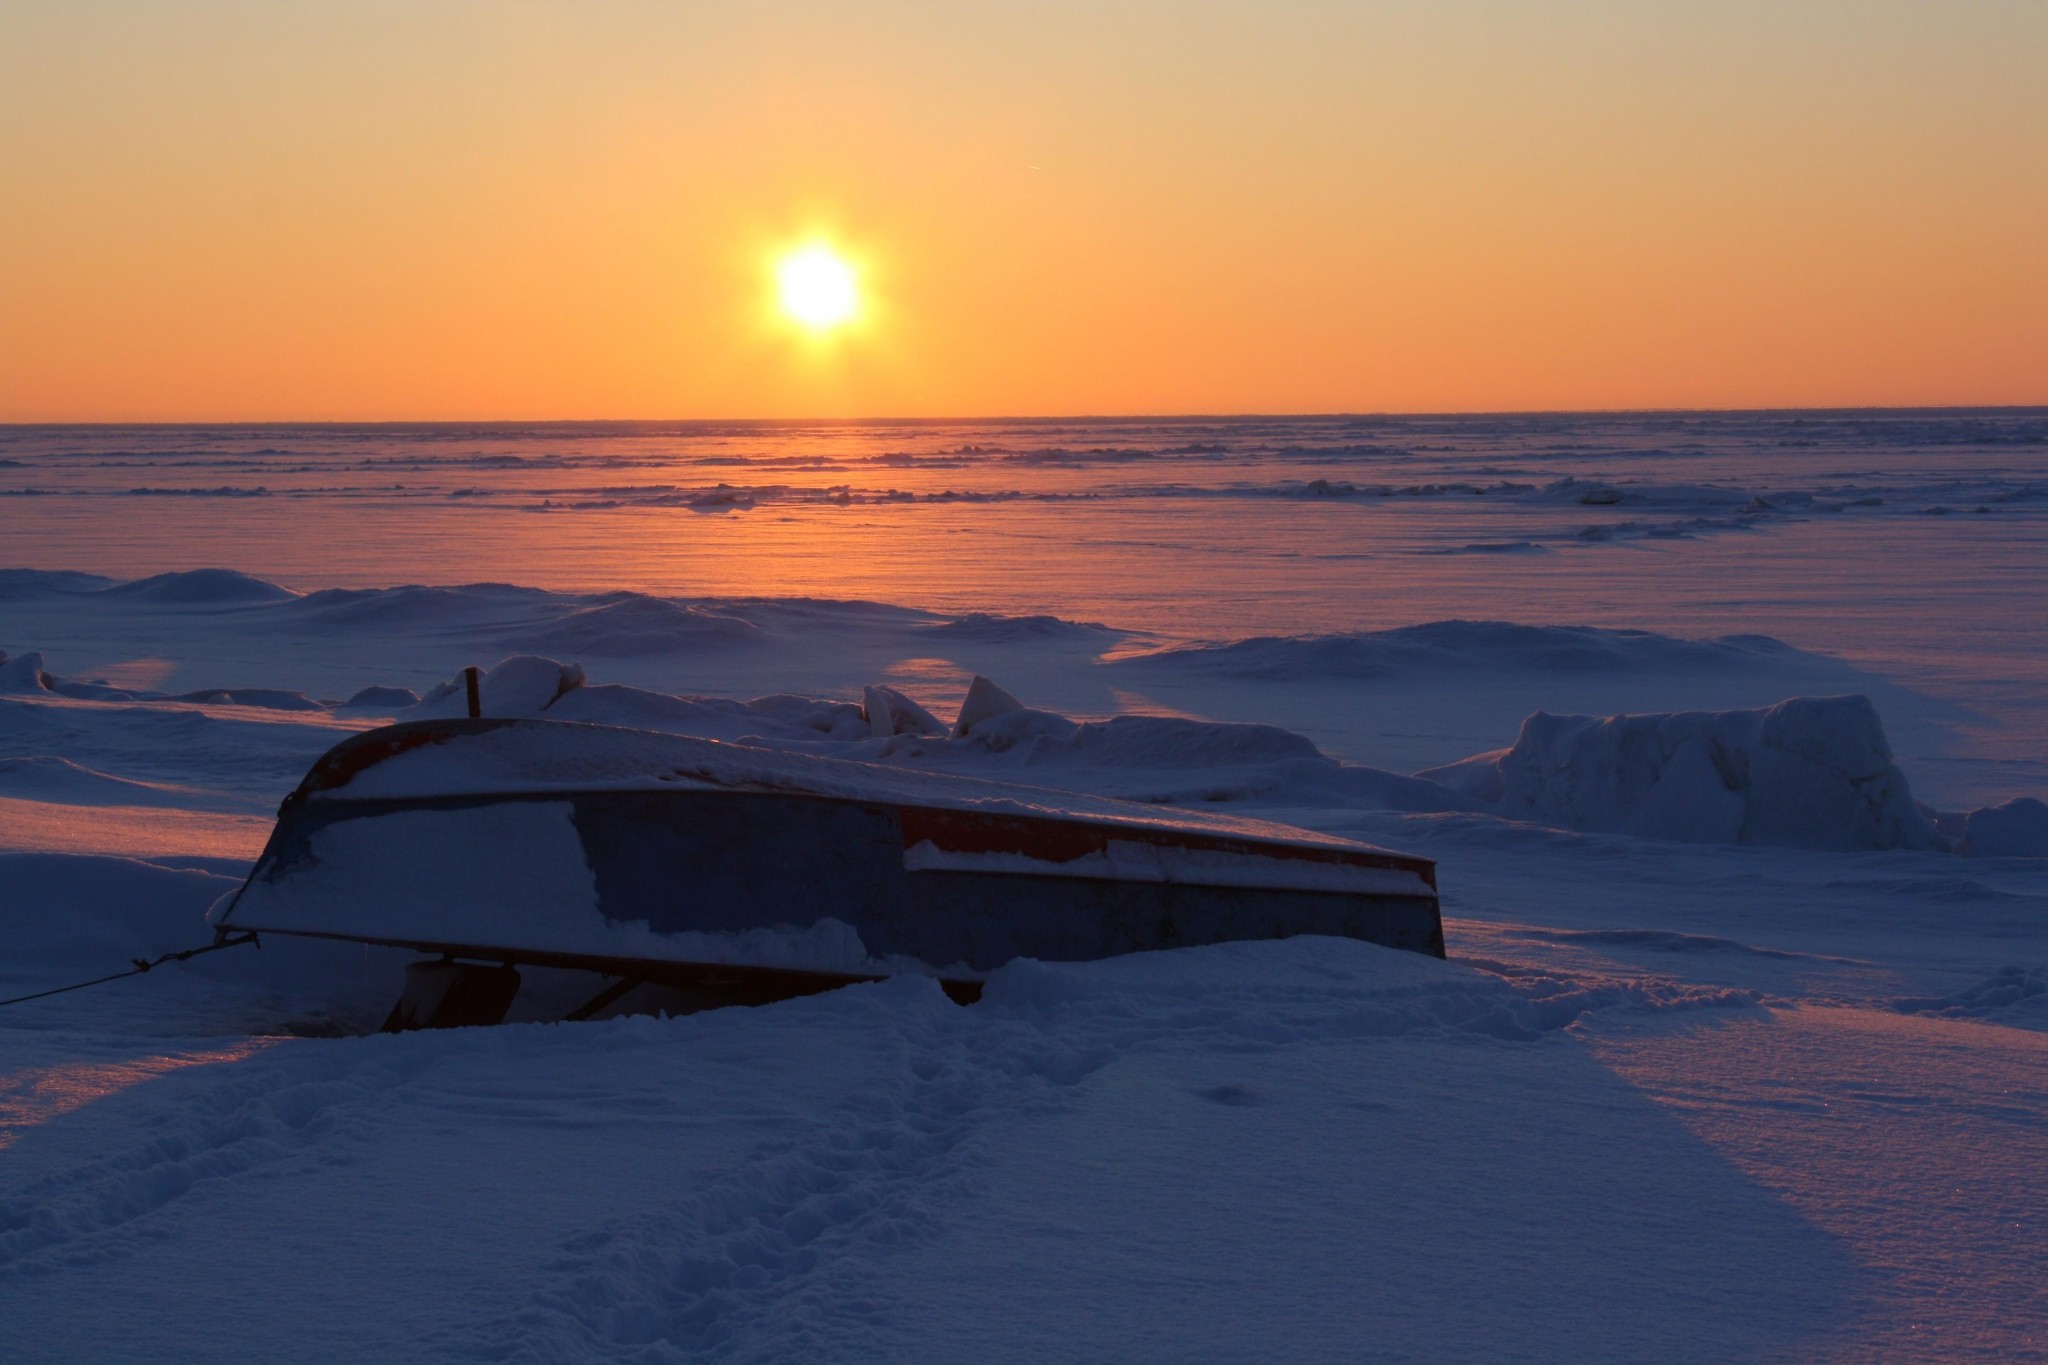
[3,413,2045,1361]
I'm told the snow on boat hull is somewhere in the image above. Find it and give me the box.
[214,719,1443,1024]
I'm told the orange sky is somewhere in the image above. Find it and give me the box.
[2,1,2043,421]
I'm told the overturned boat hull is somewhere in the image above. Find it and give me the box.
[215,719,1443,1025]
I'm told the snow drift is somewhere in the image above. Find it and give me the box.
[409,655,586,718]
[511,597,761,656]
[96,568,298,605]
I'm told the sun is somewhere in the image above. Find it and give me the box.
[776,245,859,330]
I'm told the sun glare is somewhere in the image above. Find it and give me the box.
[776,246,859,330]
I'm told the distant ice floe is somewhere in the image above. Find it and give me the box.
[1114,621,1801,682]
[921,613,1118,644]
[1436,540,1548,555]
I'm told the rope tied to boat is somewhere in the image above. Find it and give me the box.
[0,932,260,1009]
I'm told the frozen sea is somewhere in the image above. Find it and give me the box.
[4,409,2045,805]
[2,410,2045,1361]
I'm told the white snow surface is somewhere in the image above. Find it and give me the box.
[2,546,2046,1360]
[221,800,602,943]
[217,800,899,975]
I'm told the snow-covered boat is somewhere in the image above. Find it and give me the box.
[213,718,1443,1028]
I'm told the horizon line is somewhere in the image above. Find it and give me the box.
[4,401,2047,428]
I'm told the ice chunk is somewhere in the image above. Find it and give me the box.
[863,684,945,738]
[1455,696,1946,851]
[1414,748,1510,805]
[0,650,53,693]
[952,675,1025,737]
[1958,798,2048,858]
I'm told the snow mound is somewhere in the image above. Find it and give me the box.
[1957,798,2048,858]
[98,569,297,604]
[339,685,422,710]
[515,597,760,656]
[478,656,585,716]
[1117,621,1797,681]
[284,583,552,628]
[1424,696,1946,851]
[410,656,586,718]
